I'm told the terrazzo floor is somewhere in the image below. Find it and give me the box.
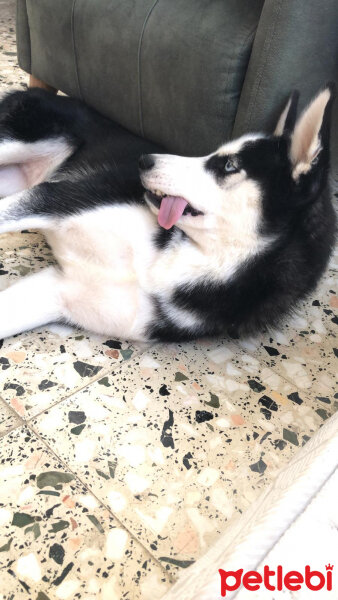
[0,2,337,598]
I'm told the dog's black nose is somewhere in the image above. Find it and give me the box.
[139,154,155,171]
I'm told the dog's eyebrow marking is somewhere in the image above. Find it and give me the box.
[217,133,266,156]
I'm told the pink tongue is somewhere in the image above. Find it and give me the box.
[158,196,188,229]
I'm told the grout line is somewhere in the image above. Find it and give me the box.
[25,365,114,422]
[0,338,156,424]
[26,342,157,422]
[25,420,176,585]
[0,394,26,438]
[0,394,25,419]
[0,421,24,439]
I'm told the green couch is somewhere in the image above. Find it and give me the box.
[16,0,337,165]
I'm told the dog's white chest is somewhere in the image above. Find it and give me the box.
[44,204,157,339]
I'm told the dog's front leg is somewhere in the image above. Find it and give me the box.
[0,266,65,338]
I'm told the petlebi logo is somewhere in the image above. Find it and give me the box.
[218,564,334,596]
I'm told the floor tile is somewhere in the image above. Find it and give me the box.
[0,426,170,599]
[31,344,329,574]
[0,0,27,94]
[0,327,142,420]
[0,398,21,438]
[235,270,337,396]
[0,231,54,293]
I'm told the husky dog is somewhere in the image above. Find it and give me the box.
[0,85,335,342]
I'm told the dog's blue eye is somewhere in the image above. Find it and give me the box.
[225,159,237,173]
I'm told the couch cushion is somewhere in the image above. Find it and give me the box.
[138,0,264,154]
[25,0,263,155]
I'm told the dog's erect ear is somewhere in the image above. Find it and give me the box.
[289,83,335,180]
[274,90,299,136]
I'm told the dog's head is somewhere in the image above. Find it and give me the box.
[139,85,334,237]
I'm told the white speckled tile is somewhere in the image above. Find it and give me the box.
[31,344,331,575]
[0,397,21,438]
[200,339,336,425]
[0,1,26,95]
[0,325,143,420]
[0,231,55,293]
[235,270,337,398]
[0,426,171,600]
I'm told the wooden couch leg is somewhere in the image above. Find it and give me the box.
[29,75,57,94]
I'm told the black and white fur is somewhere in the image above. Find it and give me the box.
[0,85,335,342]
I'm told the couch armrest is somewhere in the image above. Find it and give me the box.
[232,0,338,137]
[16,0,31,74]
